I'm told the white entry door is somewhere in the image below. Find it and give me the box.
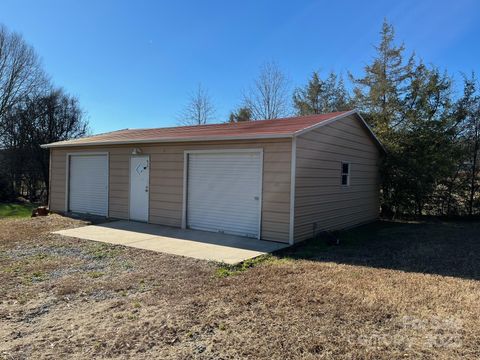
[129,156,149,222]
[187,151,262,238]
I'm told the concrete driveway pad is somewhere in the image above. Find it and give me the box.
[53,220,289,264]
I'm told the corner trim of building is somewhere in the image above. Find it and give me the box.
[48,150,52,209]
[288,136,297,245]
[181,151,188,229]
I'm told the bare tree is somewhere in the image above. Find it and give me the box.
[0,24,46,134]
[243,61,290,120]
[179,84,216,125]
[1,88,88,200]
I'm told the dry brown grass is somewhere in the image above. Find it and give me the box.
[0,215,479,359]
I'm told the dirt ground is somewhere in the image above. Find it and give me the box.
[1,215,479,359]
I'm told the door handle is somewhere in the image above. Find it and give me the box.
[145,185,149,192]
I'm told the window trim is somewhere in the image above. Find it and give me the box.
[341,161,350,186]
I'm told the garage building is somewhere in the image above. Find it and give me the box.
[42,110,384,244]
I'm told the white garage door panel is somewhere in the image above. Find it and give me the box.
[69,155,108,216]
[187,152,262,238]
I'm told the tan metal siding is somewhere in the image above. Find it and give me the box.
[294,114,381,242]
[49,139,292,243]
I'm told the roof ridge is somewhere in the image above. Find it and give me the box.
[89,128,130,136]
[41,110,366,149]
[114,111,352,132]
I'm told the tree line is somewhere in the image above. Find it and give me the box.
[0,24,88,202]
[1,20,478,218]
[182,21,480,218]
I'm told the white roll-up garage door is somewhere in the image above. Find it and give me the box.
[187,151,262,238]
[69,154,108,216]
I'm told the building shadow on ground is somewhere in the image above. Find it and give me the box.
[276,219,480,281]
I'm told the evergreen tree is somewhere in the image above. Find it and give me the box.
[229,107,252,122]
[351,20,415,216]
[352,20,465,217]
[456,73,480,215]
[293,71,350,115]
[382,64,460,216]
[350,20,415,140]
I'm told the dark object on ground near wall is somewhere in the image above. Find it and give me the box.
[313,223,340,246]
[31,206,49,217]
[320,231,340,246]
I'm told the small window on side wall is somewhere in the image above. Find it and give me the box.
[341,162,350,186]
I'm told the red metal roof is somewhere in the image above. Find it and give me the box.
[43,111,354,148]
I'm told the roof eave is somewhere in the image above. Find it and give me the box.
[292,109,386,154]
[40,133,294,149]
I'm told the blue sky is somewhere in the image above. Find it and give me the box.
[1,0,479,133]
